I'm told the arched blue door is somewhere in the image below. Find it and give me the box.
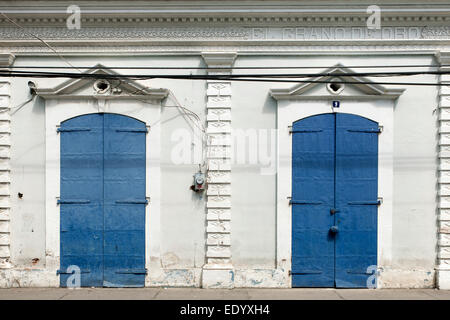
[291,113,378,288]
[59,113,147,287]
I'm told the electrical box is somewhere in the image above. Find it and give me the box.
[192,172,206,192]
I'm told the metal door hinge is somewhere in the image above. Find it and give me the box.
[115,127,148,133]
[57,199,90,205]
[115,199,148,205]
[290,200,322,205]
[115,268,147,275]
[290,129,323,134]
[347,128,382,134]
[57,127,91,133]
[348,200,381,205]
[57,269,90,275]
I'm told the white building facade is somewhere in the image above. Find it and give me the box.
[0,0,448,289]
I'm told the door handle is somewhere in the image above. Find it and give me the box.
[329,226,339,233]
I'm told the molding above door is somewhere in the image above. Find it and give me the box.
[270,64,405,101]
[35,64,169,100]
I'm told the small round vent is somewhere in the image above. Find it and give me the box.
[327,79,345,95]
[94,79,111,94]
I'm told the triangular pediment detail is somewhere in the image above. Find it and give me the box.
[270,64,404,100]
[36,64,168,100]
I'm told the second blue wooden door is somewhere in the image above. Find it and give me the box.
[291,113,378,288]
[60,113,147,287]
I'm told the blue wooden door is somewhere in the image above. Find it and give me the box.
[59,113,146,287]
[60,114,104,287]
[291,114,335,287]
[334,113,378,288]
[291,113,378,288]
[103,114,147,287]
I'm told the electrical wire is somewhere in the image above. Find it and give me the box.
[5,64,450,70]
[2,68,450,78]
[0,70,445,86]
[0,93,35,114]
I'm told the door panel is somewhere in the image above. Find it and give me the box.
[103,114,146,287]
[291,114,335,287]
[60,113,104,287]
[335,113,378,288]
[60,113,146,288]
[291,113,378,288]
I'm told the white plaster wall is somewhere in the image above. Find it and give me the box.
[230,54,437,288]
[7,55,208,287]
[390,56,438,288]
[9,78,46,269]
[5,53,438,288]
[231,80,277,269]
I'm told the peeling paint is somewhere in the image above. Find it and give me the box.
[234,269,288,288]
[377,268,435,288]
[161,252,181,269]
[146,268,202,288]
[0,269,58,288]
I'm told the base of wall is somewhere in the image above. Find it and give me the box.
[146,268,202,287]
[201,265,235,288]
[234,269,289,288]
[0,267,437,289]
[437,268,450,290]
[0,269,58,287]
[377,268,435,288]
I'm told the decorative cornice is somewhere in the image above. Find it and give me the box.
[1,15,450,28]
[438,51,450,65]
[202,52,237,67]
[1,1,450,27]
[0,54,15,67]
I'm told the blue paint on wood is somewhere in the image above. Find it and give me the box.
[60,113,146,288]
[291,113,378,288]
[335,113,378,288]
[291,114,335,287]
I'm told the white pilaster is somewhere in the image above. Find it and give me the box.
[201,52,236,288]
[437,52,450,290]
[0,54,14,269]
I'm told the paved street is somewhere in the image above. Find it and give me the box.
[0,288,449,300]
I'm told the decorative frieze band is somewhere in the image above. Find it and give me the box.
[0,54,14,269]
[1,26,450,43]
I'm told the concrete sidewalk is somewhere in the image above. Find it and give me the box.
[0,288,449,300]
